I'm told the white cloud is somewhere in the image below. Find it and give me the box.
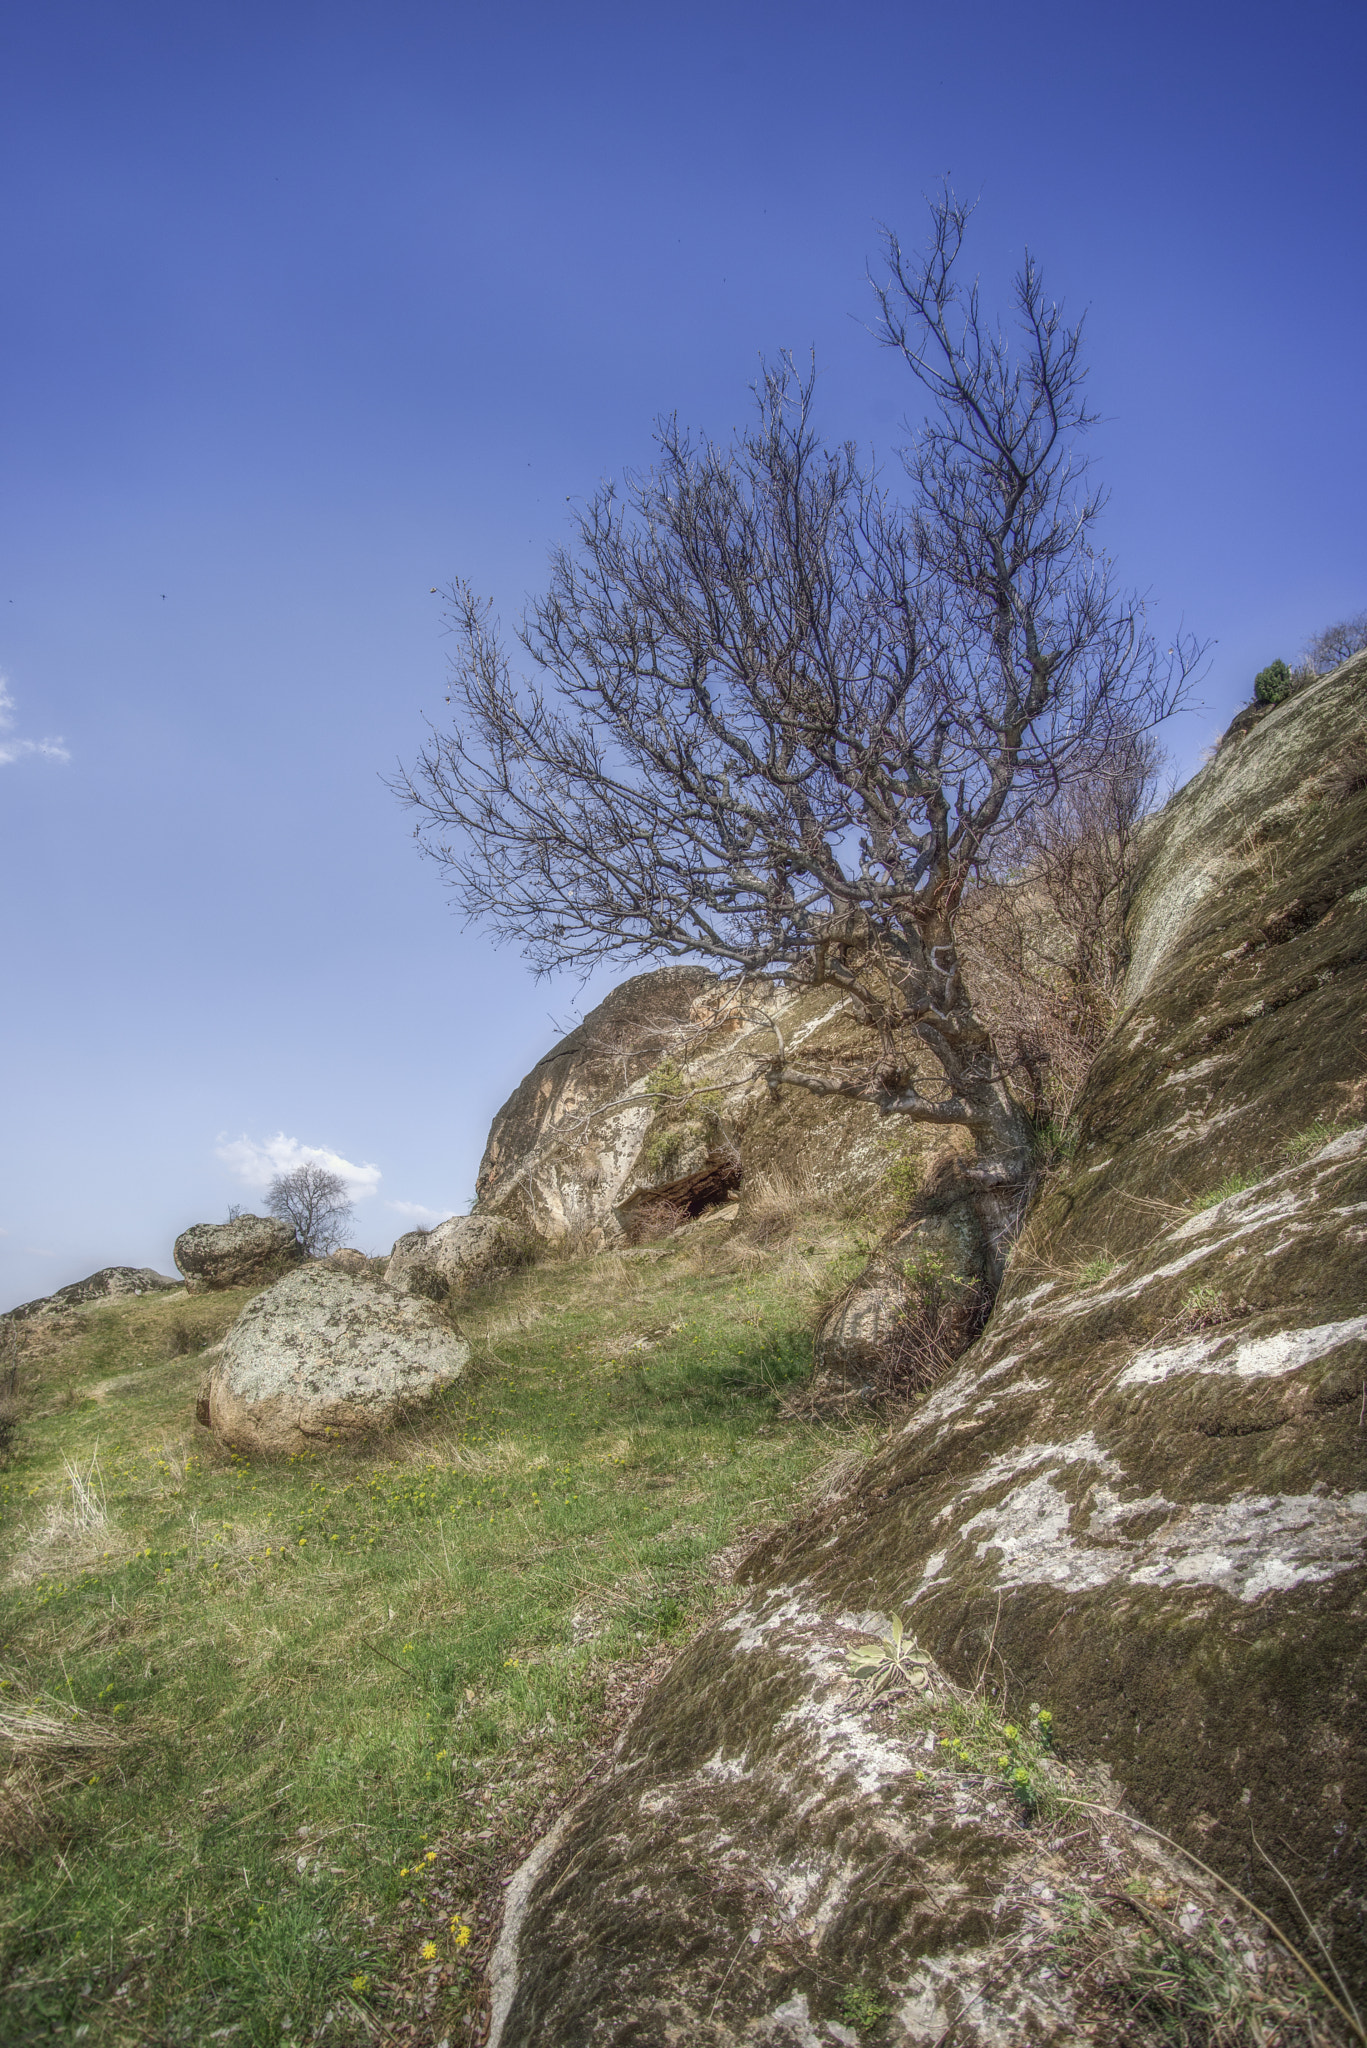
[386,1200,460,1226]
[216,1133,382,1202]
[0,677,69,766]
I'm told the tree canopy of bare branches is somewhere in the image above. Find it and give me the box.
[1305,610,1367,676]
[396,193,1198,1264]
[266,1164,354,1257]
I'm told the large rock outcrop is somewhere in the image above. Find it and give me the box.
[174,1215,303,1293]
[3,1266,180,1322]
[485,657,1367,2041]
[475,967,938,1246]
[204,1266,469,1455]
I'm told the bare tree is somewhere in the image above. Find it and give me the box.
[1305,610,1367,675]
[396,193,1197,1277]
[265,1164,354,1256]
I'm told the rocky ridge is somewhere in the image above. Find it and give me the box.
[484,656,1367,2042]
[3,1266,181,1322]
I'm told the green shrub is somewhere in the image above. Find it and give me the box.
[878,1139,923,1214]
[643,1127,686,1176]
[1253,658,1292,706]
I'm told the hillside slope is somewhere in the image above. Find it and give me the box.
[486,658,1367,2044]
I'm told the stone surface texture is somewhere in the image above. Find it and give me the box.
[206,1266,469,1456]
[385,1213,533,1301]
[174,1215,303,1293]
[4,1267,181,1322]
[486,658,1367,2042]
[475,966,940,1246]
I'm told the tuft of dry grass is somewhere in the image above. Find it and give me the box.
[737,1168,820,1246]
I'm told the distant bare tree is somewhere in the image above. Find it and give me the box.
[265,1165,354,1256]
[1305,610,1367,675]
[397,192,1197,1276]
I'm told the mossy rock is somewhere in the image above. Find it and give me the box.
[486,658,1367,2038]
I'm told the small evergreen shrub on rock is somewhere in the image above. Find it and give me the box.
[1253,658,1293,705]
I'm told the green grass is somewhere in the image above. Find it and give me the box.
[1282,1119,1342,1165]
[1188,1171,1262,1213]
[1,1227,871,2046]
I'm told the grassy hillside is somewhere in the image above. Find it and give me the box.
[0,1216,872,2047]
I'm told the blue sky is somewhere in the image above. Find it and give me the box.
[2,0,1363,1310]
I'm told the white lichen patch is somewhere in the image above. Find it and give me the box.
[1159,1056,1229,1089]
[939,1433,1118,1514]
[1116,1315,1367,1388]
[954,1466,1367,1604]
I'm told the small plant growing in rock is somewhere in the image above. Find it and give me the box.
[906,1694,1062,1821]
[847,1614,931,1699]
[839,1984,889,2030]
[1252,659,1293,706]
[1189,1171,1260,1212]
[1031,1118,1079,1168]
[879,1141,923,1215]
[1175,1284,1233,1333]
[1077,1254,1118,1287]
[1282,1119,1341,1164]
[643,1127,686,1177]
[874,1254,989,1402]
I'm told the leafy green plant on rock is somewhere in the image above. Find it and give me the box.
[846,1614,931,1699]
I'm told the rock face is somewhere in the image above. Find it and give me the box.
[486,658,1367,2040]
[4,1267,181,1322]
[174,1215,303,1294]
[324,1248,371,1277]
[385,1213,533,1301]
[206,1266,469,1455]
[476,967,940,1246]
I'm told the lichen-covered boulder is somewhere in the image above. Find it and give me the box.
[174,1215,302,1293]
[206,1266,469,1455]
[476,965,942,1246]
[384,1213,533,1301]
[485,658,1367,2038]
[5,1266,181,1321]
[324,1248,371,1277]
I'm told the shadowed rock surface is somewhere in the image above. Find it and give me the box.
[175,1214,303,1293]
[3,1266,181,1322]
[486,658,1367,2042]
[206,1266,469,1456]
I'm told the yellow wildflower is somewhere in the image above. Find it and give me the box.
[420,1940,437,1961]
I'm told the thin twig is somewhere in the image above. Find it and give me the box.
[1252,1826,1363,2032]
